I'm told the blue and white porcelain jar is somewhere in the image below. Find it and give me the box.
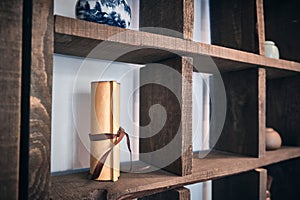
[75,0,131,28]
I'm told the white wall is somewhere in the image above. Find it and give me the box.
[188,1,212,199]
[51,54,141,171]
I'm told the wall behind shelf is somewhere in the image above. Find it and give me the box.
[51,54,142,171]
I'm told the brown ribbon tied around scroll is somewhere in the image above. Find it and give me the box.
[89,127,132,180]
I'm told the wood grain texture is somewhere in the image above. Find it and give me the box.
[139,56,193,176]
[264,0,300,62]
[210,0,258,53]
[138,187,190,200]
[29,0,53,199]
[256,168,268,200]
[181,57,193,175]
[0,0,22,199]
[267,75,300,146]
[51,147,300,200]
[213,68,264,157]
[54,16,300,75]
[213,168,267,200]
[258,68,266,157]
[256,0,265,55]
[140,0,194,40]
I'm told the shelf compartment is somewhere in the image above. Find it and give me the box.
[211,68,265,157]
[51,147,300,200]
[140,0,194,40]
[54,16,300,76]
[210,0,259,53]
[264,0,300,62]
[266,157,300,199]
[212,168,267,200]
[267,75,300,146]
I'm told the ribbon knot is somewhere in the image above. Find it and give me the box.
[89,127,132,180]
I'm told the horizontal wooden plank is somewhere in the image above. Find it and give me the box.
[54,16,300,76]
[51,146,300,200]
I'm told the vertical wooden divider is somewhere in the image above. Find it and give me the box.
[213,68,266,158]
[256,0,266,55]
[213,168,267,200]
[258,68,266,157]
[0,0,23,199]
[28,0,53,198]
[139,0,194,176]
[138,187,190,200]
[140,56,193,176]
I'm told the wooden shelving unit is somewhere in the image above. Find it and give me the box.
[52,0,300,197]
[1,0,299,199]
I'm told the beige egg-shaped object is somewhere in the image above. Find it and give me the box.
[266,128,282,150]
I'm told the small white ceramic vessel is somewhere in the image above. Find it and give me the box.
[265,41,279,59]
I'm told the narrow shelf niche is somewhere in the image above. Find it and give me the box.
[210,0,259,53]
[264,0,300,62]
[210,68,266,158]
[266,75,300,147]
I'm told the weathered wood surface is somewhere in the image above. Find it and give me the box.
[28,0,53,199]
[213,68,265,157]
[0,0,23,199]
[138,187,190,200]
[139,56,193,176]
[213,168,267,200]
[54,16,300,75]
[267,75,300,146]
[264,0,300,62]
[210,0,258,53]
[51,147,300,200]
[256,0,265,55]
[140,0,194,40]
[258,69,266,156]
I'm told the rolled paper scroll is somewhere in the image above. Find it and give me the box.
[90,81,120,181]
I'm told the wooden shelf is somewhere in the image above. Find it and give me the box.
[52,14,300,199]
[2,0,299,198]
[54,15,300,77]
[51,146,300,200]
